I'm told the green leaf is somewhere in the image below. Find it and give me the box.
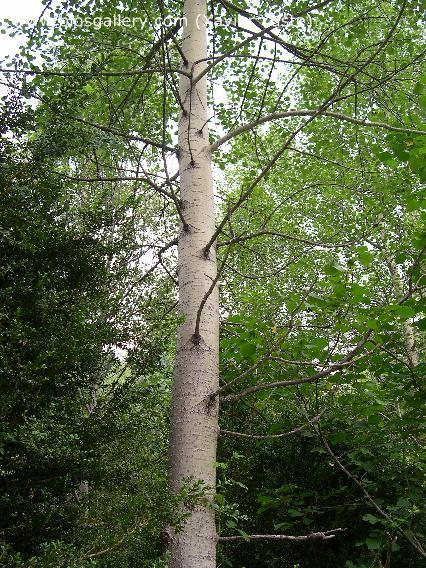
[414,81,424,95]
[358,251,373,266]
[287,508,303,517]
[82,84,95,94]
[409,156,424,174]
[366,319,380,331]
[324,261,346,275]
[237,529,250,541]
[394,305,416,319]
[406,198,425,212]
[378,151,393,164]
[238,341,256,359]
[365,538,381,550]
[362,513,380,525]
[367,415,380,426]
[413,317,426,330]
[395,252,407,264]
[413,233,426,250]
[215,493,226,505]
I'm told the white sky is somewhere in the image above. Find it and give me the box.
[0,0,43,21]
[0,0,263,139]
[0,0,44,60]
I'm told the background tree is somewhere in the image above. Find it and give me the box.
[0,91,186,567]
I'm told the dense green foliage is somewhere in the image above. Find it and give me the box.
[0,96,183,567]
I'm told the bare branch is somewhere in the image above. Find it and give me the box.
[219,528,345,542]
[0,67,190,77]
[291,0,336,17]
[204,2,411,257]
[221,335,374,403]
[80,520,148,561]
[218,230,359,249]
[317,427,426,558]
[219,410,324,439]
[211,279,318,400]
[209,110,426,152]
[72,116,177,153]
[66,175,176,200]
[193,244,232,343]
[192,25,278,87]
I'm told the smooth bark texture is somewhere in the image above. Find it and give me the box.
[388,257,419,368]
[168,1,219,566]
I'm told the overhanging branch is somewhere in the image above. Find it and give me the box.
[72,116,177,153]
[209,110,426,153]
[219,528,345,542]
[221,334,374,403]
[219,410,324,439]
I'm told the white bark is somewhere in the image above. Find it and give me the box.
[388,258,419,368]
[168,1,219,566]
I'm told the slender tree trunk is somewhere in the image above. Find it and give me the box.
[388,258,419,368]
[168,1,219,566]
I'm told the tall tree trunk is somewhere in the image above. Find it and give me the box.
[168,1,219,566]
[388,258,419,368]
